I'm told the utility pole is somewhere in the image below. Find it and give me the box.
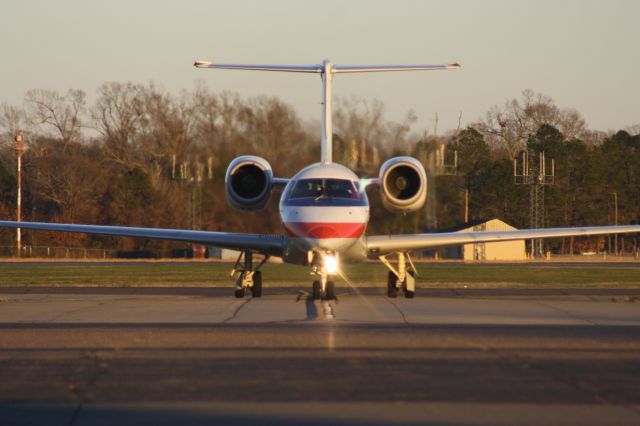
[464,188,469,223]
[514,150,555,258]
[14,131,26,257]
[433,112,439,137]
[613,191,618,255]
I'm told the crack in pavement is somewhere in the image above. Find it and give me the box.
[66,351,110,425]
[222,299,251,323]
[385,298,410,325]
[533,300,598,325]
[47,299,110,323]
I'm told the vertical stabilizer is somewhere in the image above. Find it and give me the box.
[320,60,333,163]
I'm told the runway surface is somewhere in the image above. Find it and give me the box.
[1,287,640,425]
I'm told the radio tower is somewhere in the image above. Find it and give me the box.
[514,150,555,258]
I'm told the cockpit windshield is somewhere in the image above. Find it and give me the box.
[289,179,359,200]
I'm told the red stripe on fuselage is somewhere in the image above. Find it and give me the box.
[284,222,366,239]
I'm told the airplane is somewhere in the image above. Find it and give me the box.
[1,58,639,300]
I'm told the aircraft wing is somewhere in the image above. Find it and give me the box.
[0,221,286,256]
[366,225,640,256]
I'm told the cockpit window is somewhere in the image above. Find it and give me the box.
[290,179,359,200]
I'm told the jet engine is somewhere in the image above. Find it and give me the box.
[225,156,274,211]
[378,156,427,213]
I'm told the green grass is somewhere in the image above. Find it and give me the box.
[0,262,639,288]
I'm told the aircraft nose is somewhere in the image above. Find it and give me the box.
[307,224,339,239]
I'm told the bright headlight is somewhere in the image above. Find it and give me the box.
[324,255,338,274]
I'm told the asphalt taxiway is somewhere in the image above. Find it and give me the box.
[1,287,640,425]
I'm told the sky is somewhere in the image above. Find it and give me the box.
[1,0,639,134]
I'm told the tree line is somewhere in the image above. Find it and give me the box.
[0,85,638,255]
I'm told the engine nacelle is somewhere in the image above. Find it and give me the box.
[379,156,427,213]
[225,156,273,211]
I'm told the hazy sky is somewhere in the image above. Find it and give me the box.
[2,0,639,134]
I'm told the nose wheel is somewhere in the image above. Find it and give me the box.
[312,280,322,300]
[325,281,336,300]
[309,252,338,300]
[311,279,336,300]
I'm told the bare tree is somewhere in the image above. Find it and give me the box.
[332,97,419,170]
[92,82,144,167]
[191,88,247,168]
[26,139,107,245]
[0,103,32,146]
[137,85,197,185]
[238,95,309,172]
[334,96,387,150]
[474,89,587,157]
[24,89,86,145]
[625,124,640,136]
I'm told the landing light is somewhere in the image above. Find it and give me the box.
[324,255,338,274]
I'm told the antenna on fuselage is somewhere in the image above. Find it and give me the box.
[194,59,461,164]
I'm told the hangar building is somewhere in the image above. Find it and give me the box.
[442,218,526,261]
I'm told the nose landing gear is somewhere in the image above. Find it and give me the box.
[311,277,336,300]
[231,251,269,298]
[310,253,337,300]
[380,252,417,298]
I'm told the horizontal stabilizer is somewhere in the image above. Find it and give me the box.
[194,60,461,74]
[333,63,461,73]
[194,61,322,73]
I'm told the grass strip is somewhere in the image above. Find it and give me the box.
[0,262,638,288]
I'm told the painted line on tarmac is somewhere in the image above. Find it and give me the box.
[301,293,335,321]
[322,300,335,320]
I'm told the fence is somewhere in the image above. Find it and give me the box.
[0,245,200,260]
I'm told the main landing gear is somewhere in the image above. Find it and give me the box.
[231,251,269,298]
[379,252,417,298]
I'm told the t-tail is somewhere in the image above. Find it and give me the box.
[194,59,461,163]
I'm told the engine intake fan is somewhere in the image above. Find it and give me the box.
[225,156,273,211]
[379,156,427,213]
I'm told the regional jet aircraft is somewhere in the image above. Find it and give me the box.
[2,59,639,299]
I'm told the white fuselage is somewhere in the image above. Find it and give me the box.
[279,162,369,263]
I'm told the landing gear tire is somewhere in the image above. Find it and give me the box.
[387,271,399,298]
[325,281,336,300]
[312,280,322,300]
[403,271,415,299]
[234,272,246,298]
[251,271,262,298]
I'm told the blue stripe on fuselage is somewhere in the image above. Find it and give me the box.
[281,197,369,207]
